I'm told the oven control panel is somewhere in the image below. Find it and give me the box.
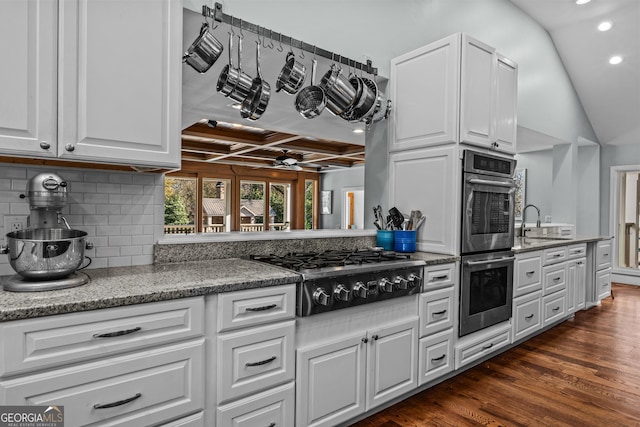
[298,266,423,317]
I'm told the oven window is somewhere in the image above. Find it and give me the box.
[469,266,509,315]
[471,191,511,234]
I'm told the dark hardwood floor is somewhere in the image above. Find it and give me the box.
[353,284,640,427]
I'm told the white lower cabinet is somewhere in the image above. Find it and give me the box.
[217,382,294,427]
[0,340,204,427]
[161,412,205,427]
[454,322,511,370]
[418,329,454,385]
[217,320,295,404]
[419,287,455,337]
[212,285,297,427]
[512,290,542,342]
[542,292,567,326]
[596,267,612,300]
[566,257,587,314]
[296,317,418,427]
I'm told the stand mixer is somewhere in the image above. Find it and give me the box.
[1,173,92,292]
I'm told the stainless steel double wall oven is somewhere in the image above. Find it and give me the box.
[459,149,517,337]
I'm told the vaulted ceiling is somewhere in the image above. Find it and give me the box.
[509,0,640,147]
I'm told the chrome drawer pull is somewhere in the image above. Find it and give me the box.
[482,343,494,350]
[93,326,141,339]
[431,275,448,281]
[268,423,276,427]
[245,304,277,312]
[552,306,560,312]
[553,277,561,282]
[93,393,141,409]
[246,356,277,367]
[552,254,562,258]
[431,354,446,362]
[525,314,534,320]
[525,271,535,276]
[432,310,447,316]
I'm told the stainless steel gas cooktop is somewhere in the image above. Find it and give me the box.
[251,249,424,316]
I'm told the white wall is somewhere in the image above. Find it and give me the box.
[320,167,365,229]
[514,150,554,221]
[601,145,640,234]
[0,163,164,276]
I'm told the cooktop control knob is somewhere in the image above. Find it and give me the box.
[313,287,332,306]
[407,273,422,288]
[393,275,408,290]
[334,284,351,302]
[353,282,369,299]
[378,278,394,293]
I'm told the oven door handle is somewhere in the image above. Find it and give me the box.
[467,178,515,188]
[464,256,516,266]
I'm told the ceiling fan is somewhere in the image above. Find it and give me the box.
[273,150,324,171]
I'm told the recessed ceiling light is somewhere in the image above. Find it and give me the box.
[598,21,613,31]
[609,55,623,65]
[575,0,591,4]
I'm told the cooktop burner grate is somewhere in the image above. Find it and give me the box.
[250,249,411,271]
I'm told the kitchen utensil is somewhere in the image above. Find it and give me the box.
[183,22,224,74]
[217,35,253,102]
[241,41,271,121]
[276,51,307,94]
[389,207,405,230]
[3,228,90,280]
[295,58,326,119]
[319,63,358,116]
[414,215,426,230]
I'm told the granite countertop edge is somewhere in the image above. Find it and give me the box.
[512,235,611,253]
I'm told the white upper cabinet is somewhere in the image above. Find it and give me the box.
[0,0,57,157]
[390,33,517,154]
[0,0,182,169]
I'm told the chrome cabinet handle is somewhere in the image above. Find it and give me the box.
[552,306,560,311]
[431,274,448,281]
[65,143,75,152]
[525,270,535,276]
[467,178,514,188]
[482,343,494,350]
[94,393,141,409]
[39,142,51,150]
[245,356,276,367]
[93,326,141,339]
[431,354,446,362]
[525,314,534,320]
[372,334,379,341]
[245,304,277,312]
[465,256,515,266]
[553,277,561,282]
[432,310,447,316]
[362,337,368,344]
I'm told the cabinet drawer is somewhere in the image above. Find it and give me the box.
[596,240,612,270]
[418,329,453,386]
[512,291,542,342]
[543,246,567,265]
[596,267,612,300]
[419,287,454,337]
[422,263,456,291]
[0,298,204,377]
[567,243,587,259]
[454,323,511,370]
[0,340,204,426]
[514,252,542,297]
[542,292,567,326]
[217,382,294,427]
[218,320,295,404]
[217,285,296,332]
[161,412,204,427]
[543,263,566,296]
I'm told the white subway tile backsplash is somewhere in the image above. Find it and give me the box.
[0,162,164,275]
[109,235,132,246]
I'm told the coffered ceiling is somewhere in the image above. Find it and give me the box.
[181,120,365,171]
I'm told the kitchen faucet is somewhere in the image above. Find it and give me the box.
[519,204,541,237]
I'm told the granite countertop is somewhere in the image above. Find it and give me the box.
[0,259,301,322]
[512,235,610,253]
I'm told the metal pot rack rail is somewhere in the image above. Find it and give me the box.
[202,3,378,76]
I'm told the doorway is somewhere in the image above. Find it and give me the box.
[610,166,640,285]
[342,187,364,230]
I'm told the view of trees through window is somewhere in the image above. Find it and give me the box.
[164,177,196,234]
[164,174,315,233]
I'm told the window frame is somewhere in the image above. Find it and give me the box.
[166,162,319,233]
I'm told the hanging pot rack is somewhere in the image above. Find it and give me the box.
[202,3,378,76]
